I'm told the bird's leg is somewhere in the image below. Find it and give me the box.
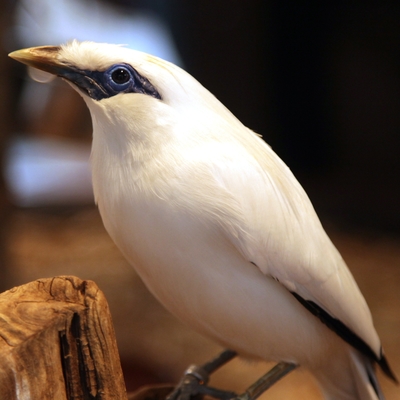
[166,351,297,400]
[235,362,297,400]
[166,349,238,400]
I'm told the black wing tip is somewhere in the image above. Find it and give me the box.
[378,352,398,384]
[291,291,398,383]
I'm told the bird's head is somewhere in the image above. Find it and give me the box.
[9,41,181,103]
[9,40,243,171]
[9,40,234,119]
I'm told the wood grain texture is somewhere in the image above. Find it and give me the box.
[0,276,128,400]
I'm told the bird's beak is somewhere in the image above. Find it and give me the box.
[9,46,107,100]
[9,46,67,76]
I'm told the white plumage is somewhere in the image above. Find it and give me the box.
[9,41,396,399]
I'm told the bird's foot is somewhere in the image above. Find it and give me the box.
[166,350,238,400]
[166,350,297,400]
[166,364,237,400]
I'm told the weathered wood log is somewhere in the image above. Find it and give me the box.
[0,276,128,399]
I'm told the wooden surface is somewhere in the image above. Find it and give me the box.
[0,276,128,400]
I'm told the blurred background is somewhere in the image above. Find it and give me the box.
[0,1,399,399]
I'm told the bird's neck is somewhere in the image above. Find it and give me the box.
[87,96,180,206]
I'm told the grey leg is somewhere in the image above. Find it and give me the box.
[235,362,297,400]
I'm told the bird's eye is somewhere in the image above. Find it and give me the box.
[100,63,161,99]
[111,67,130,85]
[105,64,134,92]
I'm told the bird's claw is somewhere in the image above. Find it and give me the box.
[166,364,237,400]
[166,351,297,400]
[185,364,210,385]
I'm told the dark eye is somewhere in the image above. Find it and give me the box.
[99,63,161,99]
[111,67,130,85]
[105,64,134,92]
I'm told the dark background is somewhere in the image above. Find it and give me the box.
[163,1,400,233]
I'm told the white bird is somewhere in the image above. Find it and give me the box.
[10,41,396,400]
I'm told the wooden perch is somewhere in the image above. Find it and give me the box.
[0,276,128,400]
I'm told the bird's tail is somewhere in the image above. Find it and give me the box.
[313,349,385,400]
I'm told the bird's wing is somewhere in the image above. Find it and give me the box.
[179,120,381,359]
